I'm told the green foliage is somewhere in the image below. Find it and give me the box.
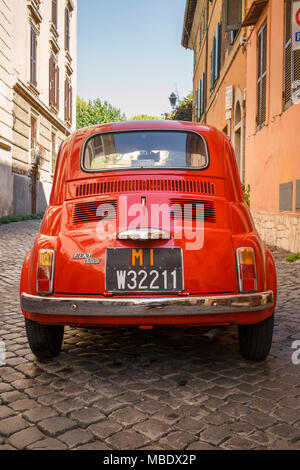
[285,253,300,262]
[0,212,44,226]
[169,93,193,122]
[242,184,250,207]
[76,96,126,129]
[130,115,163,121]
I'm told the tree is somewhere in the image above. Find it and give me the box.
[169,93,193,121]
[76,96,126,129]
[130,114,163,121]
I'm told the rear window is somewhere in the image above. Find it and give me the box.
[82,131,209,171]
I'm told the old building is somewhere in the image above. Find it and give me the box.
[182,0,300,252]
[182,0,247,182]
[243,0,300,252]
[0,0,77,217]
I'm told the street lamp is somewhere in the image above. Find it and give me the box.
[169,92,178,109]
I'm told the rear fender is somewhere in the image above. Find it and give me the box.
[20,249,32,296]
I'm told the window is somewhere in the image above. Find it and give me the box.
[52,0,57,28]
[199,8,206,48]
[64,77,72,123]
[279,182,293,211]
[200,73,205,117]
[51,132,57,174]
[49,56,59,109]
[30,116,37,151]
[230,29,238,44]
[257,22,267,129]
[82,131,209,172]
[284,0,300,109]
[30,28,37,86]
[196,73,205,120]
[65,7,70,51]
[210,24,221,92]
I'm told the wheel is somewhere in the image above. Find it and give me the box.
[25,318,64,360]
[238,314,274,361]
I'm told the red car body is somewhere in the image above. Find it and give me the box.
[20,120,277,360]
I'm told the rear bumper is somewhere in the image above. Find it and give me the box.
[21,291,274,318]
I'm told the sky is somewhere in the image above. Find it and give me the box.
[77,0,193,119]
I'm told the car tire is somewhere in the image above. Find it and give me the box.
[238,314,274,361]
[25,318,64,360]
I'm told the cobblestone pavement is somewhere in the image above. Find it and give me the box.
[1,220,300,450]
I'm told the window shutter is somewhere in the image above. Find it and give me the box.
[195,88,199,121]
[210,46,214,91]
[34,33,37,86]
[201,72,205,116]
[30,30,33,85]
[257,22,267,128]
[225,0,242,32]
[30,28,37,86]
[197,81,201,120]
[203,72,206,112]
[64,79,67,121]
[49,57,53,105]
[56,66,60,110]
[65,8,70,51]
[215,23,221,82]
[261,24,267,124]
[199,77,203,116]
[52,0,57,28]
[69,85,73,124]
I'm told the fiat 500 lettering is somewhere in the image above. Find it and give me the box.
[20,121,277,362]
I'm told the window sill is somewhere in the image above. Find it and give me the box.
[27,82,40,96]
[50,22,59,39]
[256,121,267,132]
[65,50,72,63]
[49,104,59,115]
[65,119,72,128]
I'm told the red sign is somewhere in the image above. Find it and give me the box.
[296,8,300,26]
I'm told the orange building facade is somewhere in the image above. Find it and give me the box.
[243,0,300,252]
[182,0,248,182]
[182,0,300,252]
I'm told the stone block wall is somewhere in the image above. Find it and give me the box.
[252,210,300,253]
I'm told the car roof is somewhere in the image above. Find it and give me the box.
[71,120,220,140]
[50,120,242,204]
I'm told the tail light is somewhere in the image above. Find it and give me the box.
[236,247,257,293]
[37,249,55,295]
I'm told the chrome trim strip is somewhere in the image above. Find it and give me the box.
[21,291,274,318]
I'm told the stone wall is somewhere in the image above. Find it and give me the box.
[252,210,300,253]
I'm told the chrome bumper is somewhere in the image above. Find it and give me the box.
[21,291,274,318]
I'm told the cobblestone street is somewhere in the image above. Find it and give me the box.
[1,220,300,450]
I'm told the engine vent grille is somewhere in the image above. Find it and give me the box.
[75,179,215,197]
[170,198,216,223]
[73,200,118,225]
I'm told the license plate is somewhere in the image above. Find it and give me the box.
[106,248,183,293]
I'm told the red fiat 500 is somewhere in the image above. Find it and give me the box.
[20,120,276,361]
